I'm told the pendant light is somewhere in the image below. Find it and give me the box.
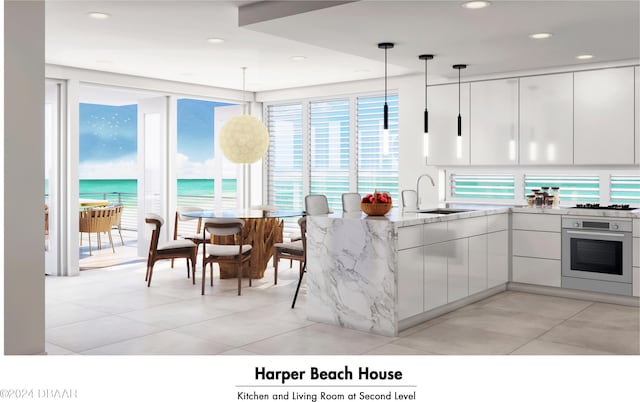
[452,64,467,136]
[378,42,394,135]
[418,54,434,133]
[219,67,269,164]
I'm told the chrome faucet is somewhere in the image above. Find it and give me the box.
[416,173,435,208]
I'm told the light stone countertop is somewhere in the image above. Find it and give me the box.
[316,203,639,227]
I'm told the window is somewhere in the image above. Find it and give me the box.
[357,95,399,202]
[310,99,351,211]
[525,175,599,203]
[266,93,400,214]
[451,174,515,200]
[610,175,640,204]
[266,103,304,210]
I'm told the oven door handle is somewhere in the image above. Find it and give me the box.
[565,230,626,238]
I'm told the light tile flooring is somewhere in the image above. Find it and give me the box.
[46,248,640,355]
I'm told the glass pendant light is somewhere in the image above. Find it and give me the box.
[378,43,394,136]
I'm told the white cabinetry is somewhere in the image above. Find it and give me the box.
[634,219,639,297]
[470,79,519,165]
[423,243,448,311]
[398,247,424,319]
[635,67,639,165]
[447,238,469,302]
[519,73,574,165]
[512,212,561,287]
[427,83,470,166]
[469,234,488,294]
[488,231,509,287]
[574,67,635,165]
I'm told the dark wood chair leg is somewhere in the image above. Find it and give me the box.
[273,250,279,285]
[201,262,206,295]
[237,261,242,296]
[147,262,155,287]
[249,260,252,288]
[291,262,306,309]
[210,263,213,287]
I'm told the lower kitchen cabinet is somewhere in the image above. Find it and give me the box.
[468,234,488,295]
[448,238,469,302]
[488,230,509,288]
[398,247,424,320]
[424,243,448,311]
[513,256,561,287]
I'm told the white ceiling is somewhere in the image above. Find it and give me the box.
[45,1,639,93]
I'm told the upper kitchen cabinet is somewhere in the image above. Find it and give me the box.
[470,78,519,165]
[427,83,470,166]
[520,73,574,165]
[574,67,635,165]
[634,67,640,165]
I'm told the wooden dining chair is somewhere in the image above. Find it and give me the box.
[172,206,204,269]
[201,218,252,296]
[305,194,330,215]
[145,213,198,287]
[291,217,307,309]
[272,216,306,285]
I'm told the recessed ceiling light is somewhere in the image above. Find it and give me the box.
[462,1,491,9]
[291,56,307,61]
[529,32,552,39]
[207,37,224,44]
[354,69,370,73]
[576,54,594,60]
[88,12,110,19]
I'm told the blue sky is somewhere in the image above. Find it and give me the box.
[79,99,233,178]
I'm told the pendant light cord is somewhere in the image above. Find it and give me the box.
[384,48,388,104]
[424,59,428,106]
[242,66,247,114]
[458,67,461,115]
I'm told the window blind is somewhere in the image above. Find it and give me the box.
[356,94,399,202]
[451,174,515,199]
[610,175,640,204]
[524,175,599,203]
[266,103,304,210]
[310,99,351,211]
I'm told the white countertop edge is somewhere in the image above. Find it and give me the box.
[309,204,639,227]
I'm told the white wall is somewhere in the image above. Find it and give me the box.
[3,0,46,354]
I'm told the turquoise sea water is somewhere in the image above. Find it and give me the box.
[79,178,237,197]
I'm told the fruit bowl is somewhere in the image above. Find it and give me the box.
[360,202,392,216]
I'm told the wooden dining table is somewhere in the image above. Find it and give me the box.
[182,209,304,279]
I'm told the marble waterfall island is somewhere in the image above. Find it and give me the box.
[305,208,511,337]
[306,214,398,336]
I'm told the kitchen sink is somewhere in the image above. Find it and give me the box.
[418,208,474,214]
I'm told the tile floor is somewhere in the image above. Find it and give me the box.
[46,246,640,355]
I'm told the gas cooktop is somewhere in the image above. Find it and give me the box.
[572,204,638,210]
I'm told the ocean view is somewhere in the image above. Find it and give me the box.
[79,178,237,197]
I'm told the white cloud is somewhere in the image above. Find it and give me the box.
[79,153,239,179]
[79,156,137,179]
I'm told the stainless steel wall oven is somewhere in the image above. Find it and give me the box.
[561,217,633,296]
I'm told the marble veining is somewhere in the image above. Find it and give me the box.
[306,217,398,336]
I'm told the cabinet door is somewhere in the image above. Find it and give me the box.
[487,230,509,288]
[520,73,573,165]
[635,67,639,165]
[468,234,488,295]
[447,238,469,302]
[398,247,424,320]
[470,79,519,165]
[424,243,448,311]
[427,83,470,166]
[574,67,635,165]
